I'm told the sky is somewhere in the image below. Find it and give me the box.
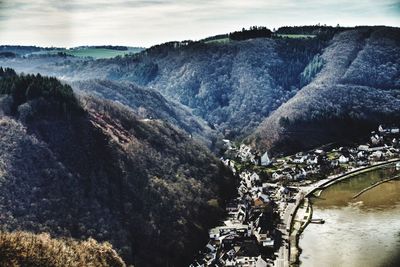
[0,0,399,47]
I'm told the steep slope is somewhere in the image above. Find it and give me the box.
[0,70,235,266]
[0,35,329,137]
[251,27,400,154]
[1,26,398,151]
[71,79,219,148]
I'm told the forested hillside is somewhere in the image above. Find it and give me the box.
[71,79,220,148]
[0,32,330,137]
[0,26,399,155]
[251,27,400,154]
[0,70,235,266]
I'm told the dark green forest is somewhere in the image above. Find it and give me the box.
[0,67,82,116]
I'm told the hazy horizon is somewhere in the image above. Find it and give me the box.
[0,0,399,48]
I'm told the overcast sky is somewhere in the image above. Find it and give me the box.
[0,0,399,47]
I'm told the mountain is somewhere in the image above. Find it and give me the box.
[0,70,235,266]
[0,26,399,154]
[250,27,400,155]
[0,29,332,138]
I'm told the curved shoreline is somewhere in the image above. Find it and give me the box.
[290,158,400,266]
[309,158,400,196]
[289,198,312,266]
[352,174,400,199]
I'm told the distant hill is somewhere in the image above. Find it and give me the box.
[0,26,399,154]
[0,32,329,138]
[0,70,235,266]
[0,45,144,59]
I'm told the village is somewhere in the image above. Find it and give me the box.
[190,125,400,267]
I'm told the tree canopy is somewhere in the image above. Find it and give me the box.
[0,67,82,117]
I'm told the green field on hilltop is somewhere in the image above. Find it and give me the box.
[63,47,143,59]
[204,37,230,44]
[33,47,144,59]
[276,34,316,39]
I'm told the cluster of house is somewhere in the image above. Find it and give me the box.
[191,168,288,266]
[329,125,400,168]
[270,150,324,182]
[191,125,400,266]
[237,144,259,165]
[265,125,400,182]
[229,142,271,167]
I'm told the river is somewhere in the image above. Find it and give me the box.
[299,164,400,267]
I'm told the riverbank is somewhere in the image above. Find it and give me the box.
[352,174,400,199]
[316,158,400,191]
[289,198,312,266]
[290,158,400,266]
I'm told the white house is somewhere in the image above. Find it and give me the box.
[250,172,260,182]
[261,151,271,166]
[272,172,281,180]
[293,156,306,164]
[371,134,381,145]
[256,256,268,267]
[357,151,365,158]
[236,256,258,266]
[307,157,318,165]
[338,155,349,164]
[379,125,400,134]
[358,145,369,151]
[370,151,383,160]
[257,193,270,203]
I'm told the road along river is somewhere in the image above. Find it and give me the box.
[299,163,400,267]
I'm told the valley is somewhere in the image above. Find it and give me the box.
[0,24,399,267]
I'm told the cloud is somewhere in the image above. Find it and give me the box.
[0,0,399,47]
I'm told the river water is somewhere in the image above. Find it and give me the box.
[299,164,400,267]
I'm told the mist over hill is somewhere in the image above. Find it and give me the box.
[3,26,398,153]
[0,27,334,138]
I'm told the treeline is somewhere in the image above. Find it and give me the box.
[93,45,128,50]
[276,25,347,35]
[229,26,272,41]
[201,34,229,42]
[0,67,82,116]
[0,45,61,56]
[0,52,16,58]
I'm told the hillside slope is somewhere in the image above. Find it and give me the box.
[0,71,235,266]
[1,26,399,153]
[71,79,219,148]
[250,27,400,154]
[0,35,329,137]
